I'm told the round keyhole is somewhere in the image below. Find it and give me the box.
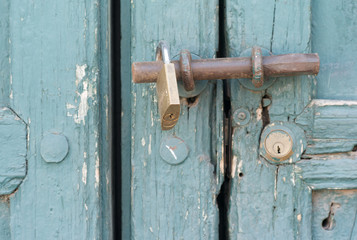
[264,130,293,161]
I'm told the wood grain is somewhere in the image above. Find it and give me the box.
[6,1,111,239]
[227,0,312,239]
[130,0,223,239]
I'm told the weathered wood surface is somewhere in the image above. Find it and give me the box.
[130,0,224,239]
[312,189,357,239]
[3,1,111,239]
[227,0,312,239]
[296,153,357,190]
[312,0,357,100]
[296,100,357,154]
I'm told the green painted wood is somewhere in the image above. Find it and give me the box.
[130,0,224,239]
[296,100,357,155]
[0,197,10,239]
[312,189,357,239]
[0,108,26,195]
[120,0,132,238]
[3,1,111,239]
[227,0,312,239]
[312,0,357,100]
[0,0,10,105]
[296,154,357,190]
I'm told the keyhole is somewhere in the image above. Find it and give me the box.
[272,143,284,155]
[322,203,337,231]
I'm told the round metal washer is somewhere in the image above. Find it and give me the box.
[233,108,251,126]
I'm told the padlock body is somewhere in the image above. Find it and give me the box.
[156,63,180,130]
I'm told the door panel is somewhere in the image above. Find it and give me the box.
[227,1,312,239]
[130,1,224,239]
[3,1,111,239]
[227,0,357,239]
[312,0,357,100]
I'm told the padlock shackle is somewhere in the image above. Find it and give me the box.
[155,41,171,64]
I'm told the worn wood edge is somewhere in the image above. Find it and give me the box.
[120,0,132,239]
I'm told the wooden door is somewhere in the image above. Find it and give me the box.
[128,0,357,239]
[0,1,111,239]
[227,0,357,239]
[127,0,224,239]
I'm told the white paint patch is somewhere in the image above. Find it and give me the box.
[220,143,225,174]
[256,106,262,121]
[95,155,100,188]
[141,137,146,146]
[73,64,95,124]
[66,103,76,109]
[290,171,295,186]
[297,214,302,222]
[85,204,88,211]
[231,156,238,178]
[82,162,87,185]
[148,135,152,155]
[74,81,93,124]
[310,99,357,107]
[76,64,87,86]
[149,227,153,233]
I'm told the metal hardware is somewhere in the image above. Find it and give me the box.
[156,41,180,130]
[132,43,320,130]
[179,50,195,91]
[233,108,250,126]
[132,47,320,88]
[260,122,306,165]
[160,136,189,165]
[251,46,264,88]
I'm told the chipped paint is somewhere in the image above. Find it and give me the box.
[75,64,87,86]
[82,162,87,185]
[297,214,302,222]
[95,155,100,188]
[231,156,238,178]
[74,81,93,124]
[256,106,262,121]
[148,135,152,155]
[309,99,357,107]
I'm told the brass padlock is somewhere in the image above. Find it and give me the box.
[155,41,180,130]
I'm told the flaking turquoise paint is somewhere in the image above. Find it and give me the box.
[0,0,111,239]
[130,0,224,239]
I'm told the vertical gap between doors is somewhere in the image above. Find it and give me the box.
[216,0,232,239]
[112,0,122,239]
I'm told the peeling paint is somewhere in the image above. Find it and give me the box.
[309,99,357,107]
[75,64,87,87]
[82,162,87,185]
[256,106,262,121]
[231,156,237,178]
[95,156,100,188]
[148,135,152,155]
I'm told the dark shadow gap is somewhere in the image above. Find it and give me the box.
[216,0,232,239]
[112,0,122,239]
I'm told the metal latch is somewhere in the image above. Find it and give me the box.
[132,42,320,130]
